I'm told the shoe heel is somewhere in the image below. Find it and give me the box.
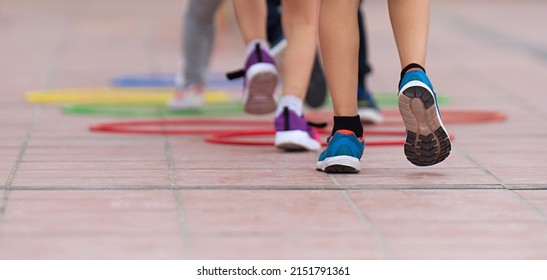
[244,63,278,115]
[398,84,451,166]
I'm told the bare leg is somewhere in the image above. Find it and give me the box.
[280,0,318,100]
[233,0,267,44]
[319,0,360,116]
[388,0,429,68]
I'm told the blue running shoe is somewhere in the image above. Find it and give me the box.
[316,130,364,173]
[398,68,451,166]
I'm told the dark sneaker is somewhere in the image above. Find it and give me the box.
[316,130,364,173]
[398,68,451,166]
[274,107,321,151]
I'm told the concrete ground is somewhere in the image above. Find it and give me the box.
[0,0,546,259]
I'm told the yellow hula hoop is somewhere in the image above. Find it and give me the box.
[25,87,231,105]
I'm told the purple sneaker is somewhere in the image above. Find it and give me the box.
[242,43,278,114]
[274,107,322,151]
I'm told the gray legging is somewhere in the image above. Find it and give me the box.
[181,0,223,87]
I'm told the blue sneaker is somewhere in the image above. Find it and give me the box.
[398,68,451,166]
[316,130,364,173]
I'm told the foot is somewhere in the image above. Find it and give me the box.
[398,68,451,166]
[357,85,383,124]
[274,107,321,151]
[243,43,278,115]
[316,130,364,173]
[167,84,204,109]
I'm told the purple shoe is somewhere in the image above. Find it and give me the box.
[274,107,322,151]
[242,43,278,114]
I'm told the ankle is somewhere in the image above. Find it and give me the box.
[276,95,303,117]
[399,63,426,88]
[245,40,271,56]
[332,115,363,138]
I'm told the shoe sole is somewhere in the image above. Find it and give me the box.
[244,63,278,115]
[398,81,451,166]
[275,130,321,151]
[316,156,361,173]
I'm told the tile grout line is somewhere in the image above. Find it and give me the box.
[165,136,194,259]
[460,149,547,222]
[1,16,76,219]
[0,107,38,225]
[7,183,526,191]
[508,191,547,223]
[0,18,64,218]
[0,19,71,225]
[329,174,395,259]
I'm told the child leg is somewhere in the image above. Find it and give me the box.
[233,0,278,114]
[273,0,322,151]
[389,0,451,166]
[279,0,317,102]
[388,0,428,67]
[316,0,364,173]
[318,0,360,117]
[169,0,223,109]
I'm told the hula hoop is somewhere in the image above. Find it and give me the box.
[62,102,245,117]
[90,118,273,135]
[110,73,241,88]
[89,117,456,147]
[25,88,231,105]
[89,109,504,136]
[205,129,411,146]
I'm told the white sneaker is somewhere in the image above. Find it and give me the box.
[168,84,205,109]
[358,107,384,124]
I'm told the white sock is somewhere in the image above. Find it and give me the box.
[275,95,303,117]
[245,39,271,56]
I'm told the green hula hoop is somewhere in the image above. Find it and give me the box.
[62,102,245,117]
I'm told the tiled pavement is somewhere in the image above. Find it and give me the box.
[0,0,546,259]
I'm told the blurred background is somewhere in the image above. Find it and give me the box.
[0,0,546,259]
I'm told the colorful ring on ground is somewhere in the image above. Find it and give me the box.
[88,118,456,147]
[205,130,411,146]
[90,118,273,135]
[110,73,241,88]
[89,118,416,147]
[62,102,245,117]
[88,109,505,136]
[25,88,231,105]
